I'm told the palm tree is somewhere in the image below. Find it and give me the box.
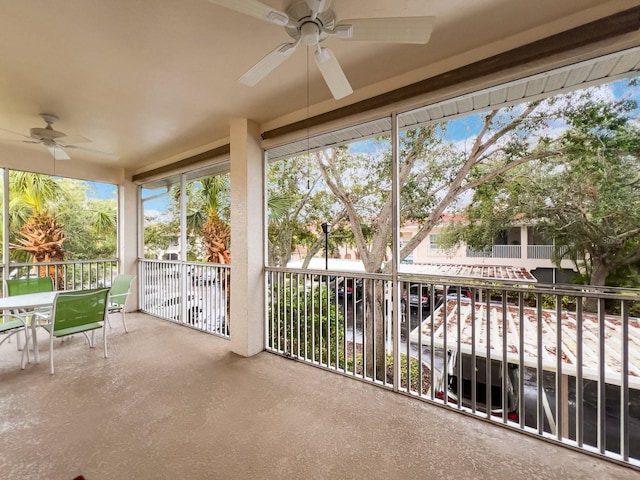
[169,176,231,262]
[175,174,294,265]
[8,171,66,282]
[201,211,230,263]
[175,176,231,263]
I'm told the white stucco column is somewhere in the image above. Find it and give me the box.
[230,118,264,357]
[119,175,139,310]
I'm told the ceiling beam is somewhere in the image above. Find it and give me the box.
[132,144,231,183]
[261,6,640,141]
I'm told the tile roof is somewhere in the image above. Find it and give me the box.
[288,259,537,282]
[409,298,640,389]
[400,263,537,282]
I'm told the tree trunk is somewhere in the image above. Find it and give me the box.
[364,280,387,381]
[302,237,324,268]
[585,259,609,312]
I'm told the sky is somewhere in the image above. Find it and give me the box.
[87,181,117,200]
[83,182,170,218]
[142,186,172,219]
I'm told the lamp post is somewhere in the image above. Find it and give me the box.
[321,222,331,270]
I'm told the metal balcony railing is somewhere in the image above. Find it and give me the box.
[138,259,230,338]
[266,267,640,468]
[466,245,522,258]
[527,245,583,261]
[1,258,230,338]
[527,245,556,259]
[4,259,118,291]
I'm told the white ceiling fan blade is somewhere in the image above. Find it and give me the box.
[47,145,70,160]
[207,0,289,26]
[0,138,41,146]
[56,134,91,145]
[240,42,298,86]
[63,144,119,161]
[335,16,435,44]
[307,0,330,19]
[314,47,353,100]
[0,127,34,141]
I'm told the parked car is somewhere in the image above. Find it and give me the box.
[161,265,182,278]
[401,283,431,312]
[153,291,203,325]
[435,350,520,422]
[189,267,217,285]
[445,285,472,299]
[337,277,363,299]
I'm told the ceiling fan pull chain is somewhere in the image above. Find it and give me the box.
[306,45,311,191]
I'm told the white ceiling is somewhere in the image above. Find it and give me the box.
[0,0,638,178]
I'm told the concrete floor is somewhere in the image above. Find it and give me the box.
[0,313,638,480]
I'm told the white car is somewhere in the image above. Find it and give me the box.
[188,266,217,285]
[150,291,203,325]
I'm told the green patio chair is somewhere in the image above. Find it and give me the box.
[40,288,110,374]
[107,274,135,333]
[4,276,55,350]
[0,313,30,369]
[6,277,55,319]
[5,276,54,296]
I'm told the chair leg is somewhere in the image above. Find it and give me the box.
[121,310,128,333]
[103,324,108,358]
[81,332,92,347]
[49,332,55,375]
[31,323,40,364]
[15,329,24,351]
[20,328,30,369]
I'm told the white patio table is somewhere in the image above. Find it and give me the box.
[0,291,57,363]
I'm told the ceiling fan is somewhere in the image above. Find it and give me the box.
[207,0,435,99]
[0,113,118,161]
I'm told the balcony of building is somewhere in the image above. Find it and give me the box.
[408,225,581,281]
[1,311,638,480]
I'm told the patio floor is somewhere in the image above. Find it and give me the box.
[0,312,637,479]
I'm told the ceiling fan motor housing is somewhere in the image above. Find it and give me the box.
[300,21,321,45]
[29,126,66,142]
[285,0,336,45]
[30,113,66,142]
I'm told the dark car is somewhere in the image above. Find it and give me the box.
[435,350,519,422]
[401,283,431,312]
[337,277,363,299]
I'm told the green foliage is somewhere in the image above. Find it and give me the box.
[143,217,179,259]
[56,180,117,260]
[267,155,314,266]
[385,352,428,393]
[166,175,231,260]
[5,173,117,261]
[269,276,344,367]
[540,294,576,310]
[450,81,640,287]
[400,125,452,222]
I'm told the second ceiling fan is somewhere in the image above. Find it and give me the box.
[207,0,435,99]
